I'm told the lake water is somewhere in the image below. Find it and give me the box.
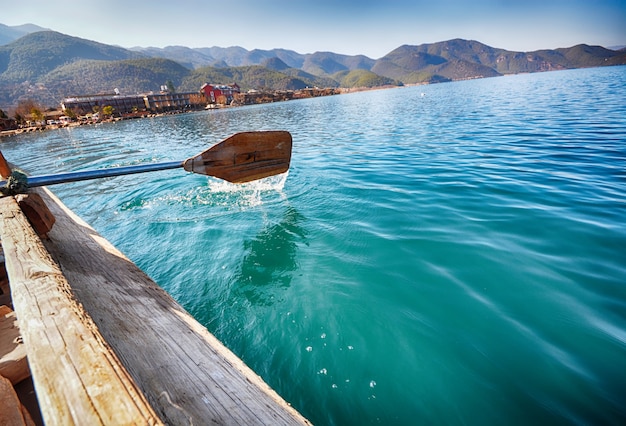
[2,66,626,425]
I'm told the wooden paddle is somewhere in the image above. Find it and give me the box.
[0,131,292,190]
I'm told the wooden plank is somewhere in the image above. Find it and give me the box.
[0,374,35,426]
[15,193,56,238]
[34,187,310,425]
[0,151,12,179]
[0,255,10,308]
[0,305,30,385]
[0,195,162,426]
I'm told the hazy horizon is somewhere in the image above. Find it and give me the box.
[4,0,625,59]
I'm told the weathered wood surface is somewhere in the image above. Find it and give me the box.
[33,187,310,426]
[0,195,162,426]
[0,374,35,426]
[0,259,10,308]
[184,130,292,183]
[15,193,56,238]
[0,151,11,179]
[0,305,30,385]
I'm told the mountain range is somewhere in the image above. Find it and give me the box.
[0,23,50,45]
[1,23,625,111]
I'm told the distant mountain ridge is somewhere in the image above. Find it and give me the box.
[0,23,49,45]
[1,26,625,110]
[371,40,626,83]
[129,45,377,76]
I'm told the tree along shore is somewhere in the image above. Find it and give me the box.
[1,85,404,140]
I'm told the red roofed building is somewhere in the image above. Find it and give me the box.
[201,83,241,105]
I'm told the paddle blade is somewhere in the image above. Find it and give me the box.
[183,131,292,183]
[0,151,12,179]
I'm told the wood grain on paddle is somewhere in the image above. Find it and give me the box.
[184,130,292,183]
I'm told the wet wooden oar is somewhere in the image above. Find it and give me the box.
[1,131,292,189]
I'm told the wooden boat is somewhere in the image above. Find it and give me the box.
[0,134,310,425]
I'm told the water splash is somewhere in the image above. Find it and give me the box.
[207,171,289,194]
[120,171,289,217]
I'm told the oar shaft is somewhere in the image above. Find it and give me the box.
[1,131,292,190]
[15,161,183,188]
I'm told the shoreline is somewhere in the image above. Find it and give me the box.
[0,110,190,140]
[0,84,411,141]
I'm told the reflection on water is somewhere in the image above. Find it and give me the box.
[234,206,306,306]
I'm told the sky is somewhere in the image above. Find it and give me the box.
[4,0,626,58]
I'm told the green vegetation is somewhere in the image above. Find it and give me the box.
[0,31,624,110]
[101,105,114,117]
[0,31,141,83]
[181,65,298,91]
[401,71,450,85]
[372,39,625,84]
[179,65,337,92]
[40,58,190,99]
[332,70,401,88]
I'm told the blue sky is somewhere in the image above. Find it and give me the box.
[5,0,626,58]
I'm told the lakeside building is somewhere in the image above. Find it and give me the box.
[56,83,336,121]
[60,91,206,116]
[60,84,240,116]
[61,93,149,115]
[146,91,206,111]
[200,83,241,104]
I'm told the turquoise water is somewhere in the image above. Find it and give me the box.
[2,66,626,425]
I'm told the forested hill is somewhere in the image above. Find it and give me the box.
[371,39,626,83]
[128,39,626,84]
[1,29,625,110]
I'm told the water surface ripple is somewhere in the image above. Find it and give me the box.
[2,66,625,425]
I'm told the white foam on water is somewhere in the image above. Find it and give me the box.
[207,171,289,194]
[204,171,290,208]
[122,171,291,224]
